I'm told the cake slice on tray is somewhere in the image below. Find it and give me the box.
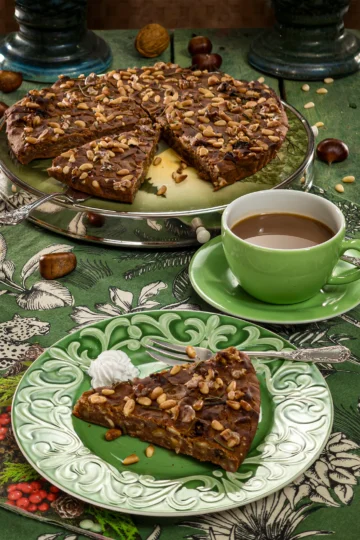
[72,347,261,472]
[47,120,160,203]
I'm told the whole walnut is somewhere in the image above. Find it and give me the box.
[135,24,170,58]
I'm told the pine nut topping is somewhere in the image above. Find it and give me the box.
[25,137,38,144]
[79,163,93,171]
[342,176,355,183]
[89,393,107,404]
[315,121,324,128]
[150,387,163,400]
[137,396,152,406]
[77,102,89,109]
[257,76,265,83]
[80,172,88,180]
[105,428,122,441]
[157,393,167,404]
[193,399,204,411]
[186,346,197,359]
[102,388,115,395]
[304,102,315,109]
[62,166,70,174]
[316,88,328,94]
[227,400,241,410]
[335,184,344,193]
[324,78,334,84]
[159,399,177,410]
[123,454,139,465]
[170,364,181,375]
[302,84,310,91]
[212,420,224,431]
[123,398,135,416]
[145,445,155,458]
[227,380,236,392]
[199,381,209,394]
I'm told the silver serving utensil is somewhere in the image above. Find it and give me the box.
[0,187,91,226]
[145,338,350,366]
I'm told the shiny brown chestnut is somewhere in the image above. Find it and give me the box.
[191,53,222,72]
[0,101,9,118]
[86,212,105,227]
[316,138,349,164]
[188,36,212,56]
[0,70,23,93]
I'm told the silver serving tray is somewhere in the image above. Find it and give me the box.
[0,102,314,248]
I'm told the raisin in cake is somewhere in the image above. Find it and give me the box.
[73,347,260,472]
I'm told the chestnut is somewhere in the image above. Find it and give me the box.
[188,36,212,56]
[0,101,9,118]
[191,53,222,72]
[86,212,105,227]
[316,138,349,164]
[0,70,23,93]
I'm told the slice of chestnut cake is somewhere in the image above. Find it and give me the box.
[72,347,261,472]
[47,120,160,203]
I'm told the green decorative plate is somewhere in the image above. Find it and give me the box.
[12,310,332,516]
[189,237,360,325]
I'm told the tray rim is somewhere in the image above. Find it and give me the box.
[0,101,314,219]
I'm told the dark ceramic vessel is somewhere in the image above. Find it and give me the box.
[0,0,112,82]
[249,0,360,80]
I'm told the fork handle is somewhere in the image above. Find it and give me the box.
[244,345,350,364]
[0,192,68,226]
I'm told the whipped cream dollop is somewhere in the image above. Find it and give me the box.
[88,350,139,388]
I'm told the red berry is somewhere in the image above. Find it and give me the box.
[16,497,30,509]
[38,502,49,512]
[6,406,11,412]
[27,504,38,512]
[38,489,47,499]
[18,482,32,494]
[49,485,60,493]
[0,434,6,441]
[0,427,8,435]
[0,417,11,425]
[7,484,18,492]
[8,490,23,500]
[6,500,15,506]
[30,481,42,490]
[29,493,42,504]
[46,493,58,501]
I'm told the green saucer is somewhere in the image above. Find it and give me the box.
[189,236,360,325]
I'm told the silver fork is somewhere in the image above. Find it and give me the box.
[144,338,350,366]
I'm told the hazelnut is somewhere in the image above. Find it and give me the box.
[188,36,213,56]
[135,24,170,58]
[0,71,23,93]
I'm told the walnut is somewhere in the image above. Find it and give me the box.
[135,24,170,58]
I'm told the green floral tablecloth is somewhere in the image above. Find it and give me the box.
[0,180,360,540]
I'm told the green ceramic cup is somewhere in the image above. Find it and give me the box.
[221,190,360,304]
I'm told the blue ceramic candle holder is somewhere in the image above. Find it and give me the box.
[0,0,112,83]
[248,0,360,80]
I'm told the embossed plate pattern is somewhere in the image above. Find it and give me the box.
[12,310,333,516]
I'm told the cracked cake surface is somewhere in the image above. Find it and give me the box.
[72,347,261,472]
[5,63,288,202]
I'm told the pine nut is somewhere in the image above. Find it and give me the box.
[211,420,224,431]
[193,399,204,411]
[316,88,328,94]
[186,346,196,359]
[157,185,167,196]
[105,428,122,441]
[150,387,163,400]
[170,364,181,375]
[324,78,334,84]
[227,400,241,410]
[335,184,344,193]
[157,393,167,404]
[304,102,315,109]
[199,381,209,394]
[257,76,265,83]
[102,388,115,395]
[89,393,107,404]
[302,84,310,91]
[342,176,355,183]
[145,445,155,458]
[123,398,135,416]
[159,399,177,410]
[122,454,139,465]
[137,396,152,406]
[227,380,237,392]
[240,400,252,411]
[92,180,100,188]
[153,156,162,166]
